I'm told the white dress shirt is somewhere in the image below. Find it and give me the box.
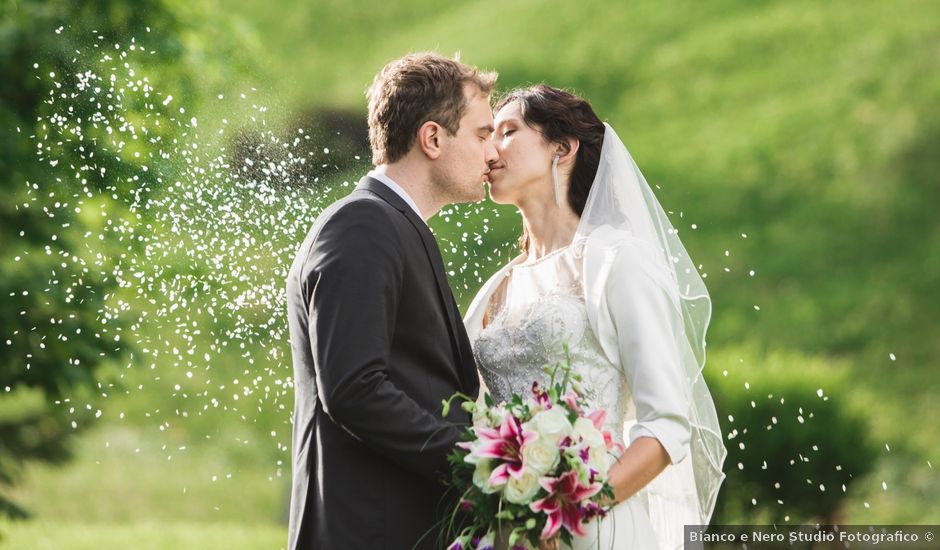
[367,170,425,224]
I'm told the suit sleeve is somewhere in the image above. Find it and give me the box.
[606,242,692,464]
[303,200,462,481]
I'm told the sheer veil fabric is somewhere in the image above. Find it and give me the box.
[576,122,726,533]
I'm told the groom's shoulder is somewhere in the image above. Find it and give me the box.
[318,189,398,226]
[307,190,404,248]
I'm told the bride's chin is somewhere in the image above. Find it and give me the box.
[486,184,507,204]
[487,182,516,204]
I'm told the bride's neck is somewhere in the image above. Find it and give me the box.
[518,199,580,261]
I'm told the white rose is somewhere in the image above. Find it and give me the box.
[588,446,610,478]
[521,435,560,475]
[503,468,542,504]
[572,417,610,478]
[528,407,572,445]
[572,417,605,448]
[473,460,500,494]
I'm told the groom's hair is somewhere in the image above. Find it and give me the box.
[366,52,497,165]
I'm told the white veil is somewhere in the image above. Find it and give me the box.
[575,123,727,536]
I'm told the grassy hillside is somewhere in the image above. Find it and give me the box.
[237,0,940,370]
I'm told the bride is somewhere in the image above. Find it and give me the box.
[464,85,727,550]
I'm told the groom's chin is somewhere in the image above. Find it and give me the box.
[463,183,486,203]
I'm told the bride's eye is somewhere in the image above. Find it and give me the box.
[503,129,515,137]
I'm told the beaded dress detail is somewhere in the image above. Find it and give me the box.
[472,244,632,448]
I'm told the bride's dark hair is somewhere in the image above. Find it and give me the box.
[494,84,605,252]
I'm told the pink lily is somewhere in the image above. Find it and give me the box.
[531,381,551,409]
[587,409,607,430]
[530,470,603,539]
[562,390,582,414]
[471,412,537,486]
[602,430,625,454]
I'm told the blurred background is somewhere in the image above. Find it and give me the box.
[1,0,938,547]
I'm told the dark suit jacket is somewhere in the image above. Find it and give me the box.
[286,176,479,550]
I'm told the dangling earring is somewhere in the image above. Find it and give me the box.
[551,155,563,208]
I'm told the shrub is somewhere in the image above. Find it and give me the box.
[708,347,878,524]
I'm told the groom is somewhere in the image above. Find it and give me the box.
[285,53,498,549]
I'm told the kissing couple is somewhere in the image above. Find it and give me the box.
[285,52,726,550]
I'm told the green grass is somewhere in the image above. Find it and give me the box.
[0,520,284,550]
[5,423,287,524]
[5,0,940,542]
[2,410,289,546]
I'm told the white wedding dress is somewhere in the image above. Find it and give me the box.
[470,243,661,549]
[464,123,726,550]
[468,239,685,550]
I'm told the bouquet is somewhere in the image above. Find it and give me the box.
[442,348,624,550]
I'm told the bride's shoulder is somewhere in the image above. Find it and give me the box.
[581,226,675,291]
[582,226,659,264]
[464,254,525,323]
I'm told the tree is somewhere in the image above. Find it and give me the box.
[0,0,190,518]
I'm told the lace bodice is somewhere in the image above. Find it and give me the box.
[472,245,634,446]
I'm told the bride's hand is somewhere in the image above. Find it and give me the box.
[538,538,560,550]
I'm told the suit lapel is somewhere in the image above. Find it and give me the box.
[413,223,480,395]
[356,177,474,392]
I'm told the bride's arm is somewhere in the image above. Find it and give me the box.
[607,437,670,502]
[602,243,692,503]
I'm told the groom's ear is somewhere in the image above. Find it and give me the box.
[556,138,579,166]
[417,121,444,160]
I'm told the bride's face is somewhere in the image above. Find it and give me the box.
[486,100,556,206]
